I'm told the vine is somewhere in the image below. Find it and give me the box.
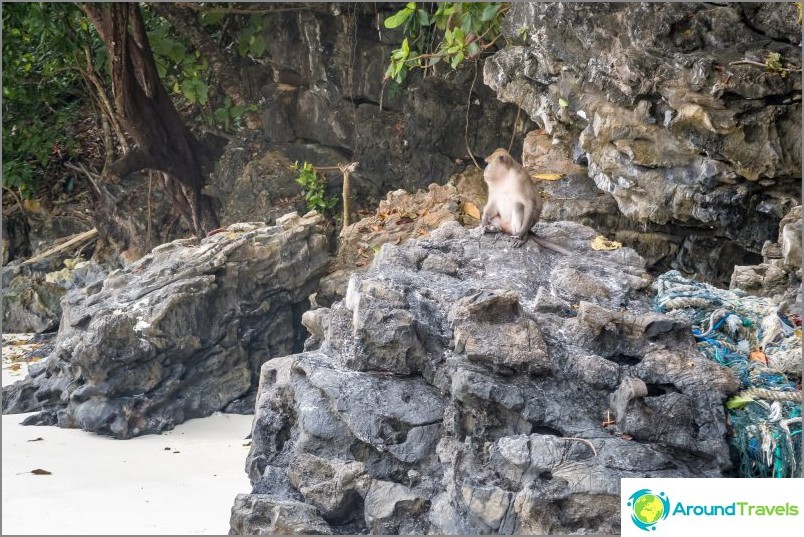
[384,2,506,84]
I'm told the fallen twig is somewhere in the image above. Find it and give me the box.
[21,228,98,266]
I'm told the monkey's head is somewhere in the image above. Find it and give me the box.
[485,148,515,168]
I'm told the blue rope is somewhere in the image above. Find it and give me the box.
[654,271,802,478]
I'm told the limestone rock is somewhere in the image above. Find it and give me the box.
[2,214,330,438]
[484,2,801,285]
[231,220,738,534]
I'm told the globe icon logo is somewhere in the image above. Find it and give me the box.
[627,489,670,531]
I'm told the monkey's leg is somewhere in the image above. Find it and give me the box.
[510,202,532,248]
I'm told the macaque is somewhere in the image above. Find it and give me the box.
[480,148,570,254]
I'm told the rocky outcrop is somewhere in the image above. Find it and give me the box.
[2,213,330,439]
[319,176,485,305]
[731,204,802,312]
[230,220,739,534]
[2,258,107,334]
[2,276,65,334]
[484,2,801,284]
[248,4,534,213]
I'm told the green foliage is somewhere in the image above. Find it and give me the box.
[384,2,505,84]
[236,16,268,58]
[291,161,338,215]
[212,97,258,132]
[764,52,786,77]
[2,2,87,197]
[144,9,211,106]
[2,3,274,200]
[145,6,267,132]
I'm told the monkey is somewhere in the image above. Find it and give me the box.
[479,148,571,254]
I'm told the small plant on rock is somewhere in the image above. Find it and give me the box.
[291,161,338,216]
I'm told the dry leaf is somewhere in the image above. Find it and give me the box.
[531,173,564,181]
[30,469,52,475]
[590,236,622,251]
[396,216,415,225]
[9,364,21,372]
[620,434,633,441]
[749,349,767,365]
[462,201,481,220]
[371,225,381,232]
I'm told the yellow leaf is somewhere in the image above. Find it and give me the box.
[531,173,564,181]
[462,201,481,220]
[22,199,43,213]
[590,236,622,251]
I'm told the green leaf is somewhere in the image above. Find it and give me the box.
[460,13,473,34]
[250,34,266,57]
[417,9,430,26]
[480,4,500,22]
[195,80,209,105]
[558,98,569,108]
[401,37,410,55]
[467,42,480,58]
[213,107,229,124]
[199,12,225,25]
[230,105,246,119]
[181,79,197,103]
[384,8,413,29]
[725,396,754,410]
[450,51,465,69]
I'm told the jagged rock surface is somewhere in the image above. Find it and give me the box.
[484,2,801,284]
[230,221,739,534]
[2,259,107,334]
[2,214,329,438]
[256,4,533,198]
[319,178,485,305]
[731,204,802,313]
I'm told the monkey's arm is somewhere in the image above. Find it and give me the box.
[480,200,499,232]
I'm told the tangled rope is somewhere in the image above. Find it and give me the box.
[655,271,802,478]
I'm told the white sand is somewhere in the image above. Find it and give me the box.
[2,337,254,535]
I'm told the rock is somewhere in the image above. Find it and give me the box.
[251,5,534,218]
[2,214,330,439]
[364,480,429,534]
[483,3,801,285]
[319,182,478,304]
[229,494,333,535]
[207,142,308,226]
[231,219,740,534]
[779,205,802,269]
[730,205,802,311]
[2,257,107,334]
[1,275,65,333]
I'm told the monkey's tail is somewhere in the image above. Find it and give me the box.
[532,235,572,256]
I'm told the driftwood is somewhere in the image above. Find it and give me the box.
[21,228,98,266]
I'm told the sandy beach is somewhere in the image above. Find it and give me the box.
[2,336,253,535]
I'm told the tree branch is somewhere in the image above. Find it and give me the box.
[108,149,154,179]
[173,3,315,16]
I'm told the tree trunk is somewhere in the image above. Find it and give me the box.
[80,3,219,239]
